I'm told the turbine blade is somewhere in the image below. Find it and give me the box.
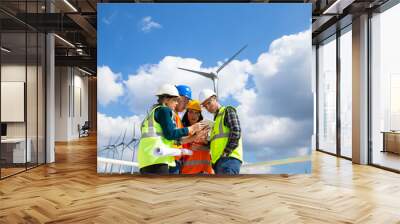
[133,123,136,140]
[114,132,122,145]
[216,44,248,74]
[178,67,217,79]
[122,129,127,142]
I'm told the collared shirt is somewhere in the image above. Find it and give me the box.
[214,106,241,155]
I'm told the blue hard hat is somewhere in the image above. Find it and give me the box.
[175,85,192,100]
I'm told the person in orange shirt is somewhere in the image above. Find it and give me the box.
[169,85,192,174]
[181,100,213,174]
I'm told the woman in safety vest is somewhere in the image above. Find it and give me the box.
[181,100,213,174]
[137,84,205,174]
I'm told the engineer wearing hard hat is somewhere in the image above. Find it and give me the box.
[137,84,206,174]
[169,84,193,174]
[199,89,243,174]
[180,100,213,174]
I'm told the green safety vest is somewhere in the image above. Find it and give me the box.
[137,105,176,168]
[210,106,243,164]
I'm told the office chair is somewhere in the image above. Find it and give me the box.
[79,121,90,138]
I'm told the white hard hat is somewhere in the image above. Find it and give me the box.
[199,89,216,104]
[156,84,180,97]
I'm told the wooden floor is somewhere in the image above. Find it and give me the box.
[373,151,400,171]
[1,163,45,178]
[1,135,400,223]
[1,167,26,178]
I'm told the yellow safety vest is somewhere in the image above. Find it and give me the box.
[137,105,176,168]
[210,106,243,164]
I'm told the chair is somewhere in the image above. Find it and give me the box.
[78,121,90,138]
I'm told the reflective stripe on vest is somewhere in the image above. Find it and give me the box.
[209,116,229,141]
[181,140,212,174]
[209,106,243,164]
[190,144,210,151]
[183,159,211,166]
[137,105,175,168]
[141,132,163,138]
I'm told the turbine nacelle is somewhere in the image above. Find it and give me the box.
[210,73,218,80]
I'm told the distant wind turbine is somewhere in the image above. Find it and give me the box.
[178,45,248,97]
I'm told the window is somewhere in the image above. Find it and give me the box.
[339,26,352,158]
[371,2,400,171]
[318,35,337,154]
[0,1,46,179]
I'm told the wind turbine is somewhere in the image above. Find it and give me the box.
[177,45,248,97]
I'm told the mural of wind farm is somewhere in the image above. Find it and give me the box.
[97,4,313,174]
[97,124,140,174]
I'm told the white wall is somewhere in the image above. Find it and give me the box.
[1,63,46,163]
[55,66,69,141]
[1,65,39,138]
[55,67,89,141]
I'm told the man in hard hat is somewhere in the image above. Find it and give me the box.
[169,85,193,174]
[175,85,191,114]
[199,89,243,174]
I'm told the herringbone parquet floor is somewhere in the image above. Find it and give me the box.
[1,134,400,223]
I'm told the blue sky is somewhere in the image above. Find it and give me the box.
[97,3,312,174]
[98,3,310,116]
[98,4,310,71]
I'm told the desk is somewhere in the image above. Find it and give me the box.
[1,138,31,163]
[381,131,400,154]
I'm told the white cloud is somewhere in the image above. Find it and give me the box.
[233,29,313,152]
[252,30,311,77]
[249,30,313,120]
[123,56,251,114]
[240,165,272,174]
[297,147,310,156]
[235,88,310,149]
[98,66,124,106]
[102,12,116,25]
[99,28,313,165]
[103,18,111,25]
[140,16,162,32]
[97,113,143,149]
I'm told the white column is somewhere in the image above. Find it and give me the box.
[312,45,317,151]
[46,1,55,163]
[352,14,369,164]
[46,33,55,163]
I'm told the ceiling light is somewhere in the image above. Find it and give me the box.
[78,67,93,76]
[323,0,355,15]
[1,47,11,53]
[63,0,78,12]
[54,34,75,48]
